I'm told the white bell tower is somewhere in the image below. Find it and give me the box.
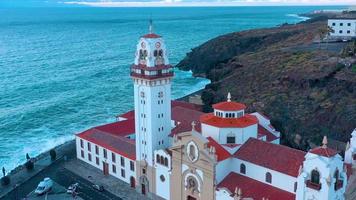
[131,20,173,196]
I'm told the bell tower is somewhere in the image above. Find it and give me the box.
[131,20,173,197]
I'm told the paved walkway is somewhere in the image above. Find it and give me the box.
[65,159,150,200]
[0,140,75,199]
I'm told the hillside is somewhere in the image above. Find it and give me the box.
[176,12,356,149]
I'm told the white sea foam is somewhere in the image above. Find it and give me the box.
[286,14,310,21]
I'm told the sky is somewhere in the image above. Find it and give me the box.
[61,0,356,7]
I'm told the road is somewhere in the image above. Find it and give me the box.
[1,160,122,200]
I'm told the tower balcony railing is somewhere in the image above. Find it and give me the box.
[306,180,322,191]
[131,64,173,71]
[130,72,174,80]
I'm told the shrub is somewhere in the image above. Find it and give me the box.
[25,161,34,170]
[1,176,10,186]
[50,149,56,161]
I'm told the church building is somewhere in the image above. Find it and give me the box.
[75,21,354,200]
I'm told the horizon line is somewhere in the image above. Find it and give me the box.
[61,1,356,8]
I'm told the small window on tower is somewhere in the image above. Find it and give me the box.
[140,91,145,98]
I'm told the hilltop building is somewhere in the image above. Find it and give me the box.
[75,22,353,200]
[328,19,356,40]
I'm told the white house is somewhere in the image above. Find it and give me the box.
[328,19,356,39]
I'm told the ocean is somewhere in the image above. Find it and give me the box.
[0,5,345,171]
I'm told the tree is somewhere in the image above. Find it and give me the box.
[50,149,56,161]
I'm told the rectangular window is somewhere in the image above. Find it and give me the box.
[96,157,99,165]
[121,156,125,167]
[340,23,343,26]
[130,161,135,171]
[339,30,343,34]
[103,149,107,159]
[80,139,84,148]
[112,165,116,173]
[347,30,351,34]
[81,150,84,158]
[88,153,92,161]
[112,153,116,162]
[347,23,351,26]
[227,136,236,144]
[95,145,99,155]
[142,168,146,174]
[87,142,91,152]
[332,23,336,26]
[121,169,125,178]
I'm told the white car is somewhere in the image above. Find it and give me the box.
[35,177,53,195]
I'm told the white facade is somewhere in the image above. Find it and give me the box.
[154,149,171,200]
[75,137,136,184]
[201,124,257,145]
[345,129,356,165]
[133,34,172,167]
[296,152,347,200]
[328,19,356,38]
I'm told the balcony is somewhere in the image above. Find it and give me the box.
[306,180,321,191]
[130,72,174,80]
[334,179,343,191]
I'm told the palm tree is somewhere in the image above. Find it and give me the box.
[325,26,334,50]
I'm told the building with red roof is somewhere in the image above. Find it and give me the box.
[75,22,351,200]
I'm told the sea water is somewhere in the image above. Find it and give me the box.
[0,5,345,171]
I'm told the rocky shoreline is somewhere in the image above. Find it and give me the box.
[176,11,356,149]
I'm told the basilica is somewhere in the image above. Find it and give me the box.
[75,22,355,200]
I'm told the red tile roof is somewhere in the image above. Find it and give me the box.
[171,100,203,111]
[234,138,306,177]
[118,110,134,120]
[213,101,246,111]
[77,120,136,160]
[172,106,204,124]
[218,172,295,200]
[79,100,202,160]
[207,137,231,162]
[258,125,279,142]
[200,113,258,128]
[142,33,161,38]
[309,147,338,158]
[117,100,202,120]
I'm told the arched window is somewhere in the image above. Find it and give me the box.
[164,157,168,167]
[265,172,272,183]
[311,170,320,184]
[156,154,160,164]
[160,156,164,165]
[240,164,246,174]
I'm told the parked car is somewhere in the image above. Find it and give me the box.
[92,184,104,192]
[35,177,53,195]
[67,183,79,194]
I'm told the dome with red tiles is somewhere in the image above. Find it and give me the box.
[212,93,246,111]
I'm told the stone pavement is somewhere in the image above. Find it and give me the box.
[65,159,151,200]
[0,140,76,199]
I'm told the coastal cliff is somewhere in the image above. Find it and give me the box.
[177,12,356,149]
